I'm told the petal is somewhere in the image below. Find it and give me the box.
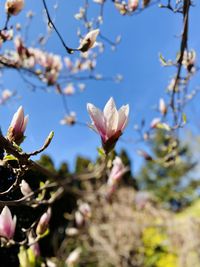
[10,106,24,133]
[87,103,106,136]
[21,114,29,133]
[103,97,119,138]
[117,104,129,132]
[1,206,12,225]
[85,29,100,46]
[11,215,17,238]
[0,206,14,239]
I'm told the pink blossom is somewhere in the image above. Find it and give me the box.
[7,106,28,144]
[0,206,17,240]
[87,97,129,153]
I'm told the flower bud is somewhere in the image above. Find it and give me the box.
[5,0,24,16]
[78,29,100,52]
[28,232,40,257]
[0,206,16,240]
[7,106,28,145]
[20,180,32,196]
[36,208,51,235]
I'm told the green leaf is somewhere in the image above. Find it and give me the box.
[182,113,187,124]
[3,154,18,162]
[156,123,171,131]
[38,228,49,239]
[159,53,168,66]
[97,147,105,157]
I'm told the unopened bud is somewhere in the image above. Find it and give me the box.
[5,0,24,16]
[7,106,28,145]
[36,208,51,235]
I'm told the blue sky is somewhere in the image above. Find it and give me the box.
[0,0,200,172]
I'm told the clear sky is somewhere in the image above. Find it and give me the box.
[0,0,200,172]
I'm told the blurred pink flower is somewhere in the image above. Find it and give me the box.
[87,97,129,153]
[0,206,17,240]
[106,157,128,200]
[107,156,128,187]
[7,106,28,144]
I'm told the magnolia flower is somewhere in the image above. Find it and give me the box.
[78,29,100,52]
[0,206,16,240]
[20,180,32,196]
[87,97,129,153]
[5,0,24,16]
[7,106,28,144]
[65,248,82,267]
[36,208,51,235]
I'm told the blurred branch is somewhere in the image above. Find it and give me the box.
[170,0,190,124]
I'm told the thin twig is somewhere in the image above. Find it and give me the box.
[42,0,74,54]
